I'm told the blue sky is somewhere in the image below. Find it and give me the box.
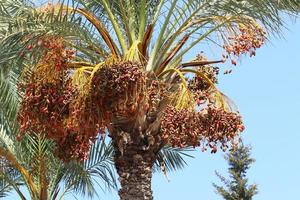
[6,10,300,200]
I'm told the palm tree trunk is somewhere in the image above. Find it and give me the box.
[113,131,157,200]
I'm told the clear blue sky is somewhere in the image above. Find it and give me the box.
[6,13,300,200]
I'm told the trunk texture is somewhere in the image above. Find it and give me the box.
[116,149,154,200]
[113,128,162,200]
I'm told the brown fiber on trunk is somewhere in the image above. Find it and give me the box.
[115,149,154,200]
[112,128,162,200]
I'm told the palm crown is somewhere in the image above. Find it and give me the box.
[1,0,300,200]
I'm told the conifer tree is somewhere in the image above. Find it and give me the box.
[213,142,258,200]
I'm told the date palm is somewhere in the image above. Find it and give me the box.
[0,1,192,199]
[0,0,299,200]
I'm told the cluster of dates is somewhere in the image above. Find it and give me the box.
[18,48,245,161]
[223,25,266,65]
[17,78,86,161]
[54,131,96,162]
[91,61,148,121]
[18,36,96,162]
[39,37,74,71]
[66,93,106,143]
[146,79,168,116]
[18,78,100,162]
[160,105,244,153]
[188,65,219,106]
[18,79,74,139]
[26,36,74,72]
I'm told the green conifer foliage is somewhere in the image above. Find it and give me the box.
[213,142,258,200]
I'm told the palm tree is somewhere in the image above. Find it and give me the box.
[0,2,191,199]
[0,0,299,200]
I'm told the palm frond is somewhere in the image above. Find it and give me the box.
[0,1,111,71]
[0,162,24,199]
[62,139,116,198]
[0,125,38,199]
[146,0,300,73]
[154,146,194,173]
[0,177,12,198]
[0,69,21,136]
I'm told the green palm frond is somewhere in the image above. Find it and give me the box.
[0,177,12,198]
[21,134,58,200]
[0,125,30,200]
[76,0,161,45]
[0,163,23,199]
[0,125,16,158]
[154,146,194,173]
[0,1,110,70]
[0,70,20,136]
[62,139,116,198]
[0,127,23,199]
